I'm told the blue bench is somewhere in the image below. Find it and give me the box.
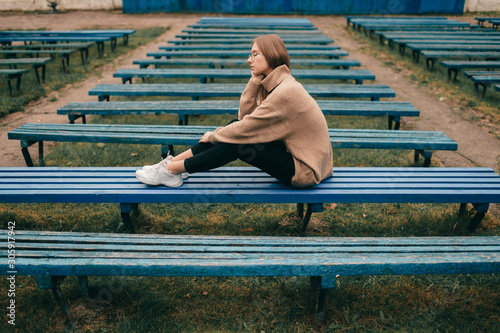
[160,43,340,50]
[475,17,500,26]
[182,28,324,35]
[421,51,500,71]
[189,24,318,30]
[0,29,135,46]
[173,35,334,44]
[0,36,112,57]
[113,68,375,84]
[133,58,361,69]
[1,42,94,63]
[378,31,500,46]
[0,49,76,71]
[147,49,349,59]
[0,69,29,96]
[408,44,500,66]
[88,83,395,101]
[392,38,500,56]
[0,166,497,232]
[0,57,51,84]
[57,100,418,129]
[8,123,456,167]
[439,61,500,81]
[2,230,498,326]
[347,16,447,28]
[470,75,500,99]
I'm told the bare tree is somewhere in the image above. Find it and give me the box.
[47,0,60,12]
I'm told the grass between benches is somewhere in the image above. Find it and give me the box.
[0,27,167,118]
[1,109,499,331]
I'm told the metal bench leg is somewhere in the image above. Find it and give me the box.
[20,140,40,167]
[300,203,323,231]
[38,140,44,166]
[414,150,432,167]
[315,276,336,321]
[468,203,489,232]
[33,65,41,84]
[51,276,74,328]
[447,69,459,82]
[474,83,488,100]
[78,276,89,297]
[6,78,13,96]
[120,203,139,232]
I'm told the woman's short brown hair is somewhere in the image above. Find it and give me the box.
[253,34,290,70]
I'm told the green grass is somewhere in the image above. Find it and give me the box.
[0,26,168,118]
[0,22,499,332]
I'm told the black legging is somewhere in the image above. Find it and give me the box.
[184,140,295,186]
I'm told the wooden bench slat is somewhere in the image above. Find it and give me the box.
[113,68,375,84]
[132,58,361,68]
[161,43,339,49]
[147,49,349,58]
[87,83,395,101]
[57,100,416,128]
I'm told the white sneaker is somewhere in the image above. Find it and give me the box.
[135,160,183,187]
[143,156,188,179]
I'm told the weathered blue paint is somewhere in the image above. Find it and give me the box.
[122,0,466,14]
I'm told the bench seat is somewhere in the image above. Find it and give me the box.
[182,28,324,35]
[0,57,51,84]
[113,68,375,84]
[393,39,500,56]
[160,43,340,50]
[0,68,29,95]
[88,83,395,101]
[439,61,500,81]
[147,49,349,59]
[419,51,500,71]
[133,58,361,69]
[0,49,76,71]
[57,100,419,129]
[0,36,112,57]
[170,37,333,44]
[408,45,500,67]
[1,230,498,325]
[1,42,94,63]
[0,166,497,232]
[8,123,456,167]
[471,75,500,98]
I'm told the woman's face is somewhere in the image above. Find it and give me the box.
[248,43,273,77]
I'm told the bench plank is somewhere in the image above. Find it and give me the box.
[8,123,456,167]
[147,50,349,59]
[0,57,51,84]
[57,100,419,129]
[87,83,395,101]
[113,68,375,84]
[133,58,361,69]
[161,43,340,50]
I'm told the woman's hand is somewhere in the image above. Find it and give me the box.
[199,131,213,143]
[250,73,264,84]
